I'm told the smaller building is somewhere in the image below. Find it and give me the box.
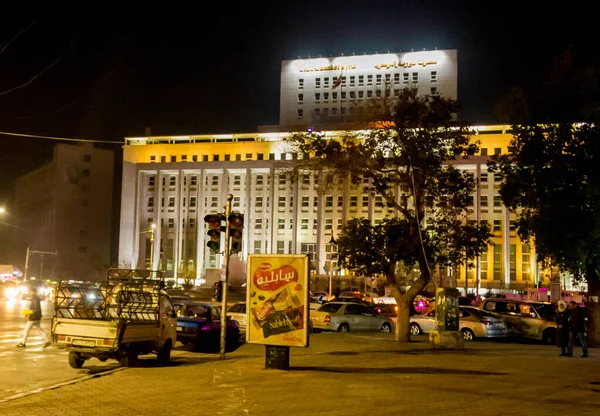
[13,143,115,281]
[0,265,22,281]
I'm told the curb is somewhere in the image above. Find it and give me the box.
[0,367,126,404]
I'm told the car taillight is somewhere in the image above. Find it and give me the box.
[324,314,331,323]
[481,320,494,325]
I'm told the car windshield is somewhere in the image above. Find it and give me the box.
[317,303,344,313]
[182,304,211,319]
[229,303,245,313]
[532,303,556,319]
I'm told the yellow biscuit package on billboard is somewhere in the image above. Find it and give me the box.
[246,254,309,347]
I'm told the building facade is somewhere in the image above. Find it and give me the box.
[279,49,457,128]
[118,126,573,294]
[14,143,115,281]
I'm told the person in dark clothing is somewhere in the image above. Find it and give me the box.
[556,300,570,356]
[567,301,589,358]
[17,287,51,348]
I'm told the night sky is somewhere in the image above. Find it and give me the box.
[0,2,596,202]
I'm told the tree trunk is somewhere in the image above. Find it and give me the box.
[391,267,431,342]
[585,266,600,348]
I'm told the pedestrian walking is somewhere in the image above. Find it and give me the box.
[16,287,51,348]
[567,300,589,358]
[556,300,570,356]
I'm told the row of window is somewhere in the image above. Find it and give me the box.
[297,72,437,89]
[299,87,437,104]
[147,146,503,165]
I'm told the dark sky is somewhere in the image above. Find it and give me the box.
[0,2,596,201]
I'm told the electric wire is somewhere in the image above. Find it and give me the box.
[0,131,122,144]
[0,37,77,97]
[0,21,36,57]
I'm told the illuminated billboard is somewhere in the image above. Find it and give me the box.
[246,254,310,347]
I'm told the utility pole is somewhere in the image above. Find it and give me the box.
[24,246,58,282]
[220,194,233,360]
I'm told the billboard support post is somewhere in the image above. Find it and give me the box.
[265,345,290,370]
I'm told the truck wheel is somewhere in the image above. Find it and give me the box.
[157,340,172,365]
[119,350,139,367]
[68,351,85,369]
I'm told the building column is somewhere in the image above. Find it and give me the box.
[475,163,481,296]
[269,168,276,254]
[503,204,510,288]
[245,167,252,258]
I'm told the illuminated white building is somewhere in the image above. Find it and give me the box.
[279,49,457,128]
[117,126,568,294]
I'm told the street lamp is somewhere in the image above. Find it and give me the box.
[328,235,337,300]
[141,223,157,270]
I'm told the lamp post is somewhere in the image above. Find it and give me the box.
[24,246,58,282]
[140,223,157,271]
[328,235,337,300]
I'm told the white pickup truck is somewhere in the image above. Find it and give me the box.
[51,269,177,369]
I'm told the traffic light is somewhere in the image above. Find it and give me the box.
[204,214,225,254]
[228,212,244,254]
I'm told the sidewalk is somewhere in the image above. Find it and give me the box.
[1,333,599,415]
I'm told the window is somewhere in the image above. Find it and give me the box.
[182,155,188,162]
[332,92,337,100]
[313,196,318,207]
[481,172,488,183]
[376,90,382,98]
[203,155,209,162]
[362,196,369,207]
[83,154,91,162]
[394,73,400,83]
[494,147,502,155]
[233,175,241,186]
[253,240,262,254]
[403,73,409,83]
[376,74,382,85]
[277,241,285,254]
[431,71,437,82]
[324,77,330,87]
[189,218,196,228]
[297,109,303,117]
[233,196,240,208]
[278,219,285,230]
[255,197,263,208]
[313,219,318,230]
[323,92,329,101]
[325,196,333,207]
[160,156,166,163]
[150,155,156,162]
[493,244,502,280]
[430,87,437,95]
[256,175,263,185]
[170,155,176,162]
[246,153,252,160]
[302,196,309,208]
[367,90,373,98]
[358,75,364,85]
[337,218,343,230]
[224,154,230,161]
[481,148,488,156]
[168,197,175,207]
[480,195,488,207]
[315,92,321,101]
[298,78,304,89]
[255,219,263,230]
[235,154,241,161]
[367,75,373,85]
[494,195,502,207]
[493,220,502,232]
[350,75,355,86]
[168,218,174,228]
[211,197,218,207]
[298,93,303,103]
[302,174,310,185]
[337,196,343,207]
[279,175,286,186]
[358,91,364,99]
[412,72,418,82]
[325,218,333,230]
[192,155,198,162]
[148,176,155,186]
[480,248,488,280]
[257,153,264,160]
[349,91,356,99]
[350,196,357,207]
[213,154,220,161]
[169,176,176,186]
[212,176,219,186]
[522,244,531,281]
[301,218,309,230]
[510,244,516,281]
[278,196,286,207]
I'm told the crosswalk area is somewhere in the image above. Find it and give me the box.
[0,332,68,360]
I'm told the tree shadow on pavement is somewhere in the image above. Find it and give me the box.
[291,366,507,376]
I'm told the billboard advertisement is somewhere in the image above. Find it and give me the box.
[246,254,310,347]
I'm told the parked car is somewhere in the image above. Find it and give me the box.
[176,301,240,350]
[478,298,557,344]
[409,306,508,341]
[310,296,325,311]
[227,301,247,335]
[310,291,334,302]
[311,302,394,333]
[370,303,398,317]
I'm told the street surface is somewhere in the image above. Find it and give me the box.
[0,310,598,415]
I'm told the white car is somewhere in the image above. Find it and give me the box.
[227,302,247,335]
[310,291,334,302]
[373,295,397,305]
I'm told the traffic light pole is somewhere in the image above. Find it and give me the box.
[220,193,233,360]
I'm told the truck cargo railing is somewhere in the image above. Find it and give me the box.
[55,269,164,321]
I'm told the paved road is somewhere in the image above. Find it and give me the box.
[0,328,599,415]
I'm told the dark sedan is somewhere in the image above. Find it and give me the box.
[176,302,240,351]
